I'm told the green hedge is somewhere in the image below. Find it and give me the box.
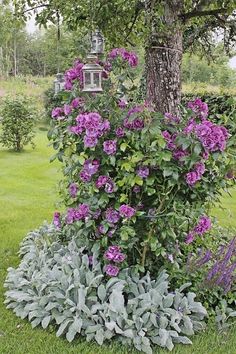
[182,94,236,135]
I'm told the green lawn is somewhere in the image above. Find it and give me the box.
[0,131,235,354]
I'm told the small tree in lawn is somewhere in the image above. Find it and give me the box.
[0,95,36,151]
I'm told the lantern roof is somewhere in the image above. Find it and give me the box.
[82,62,103,71]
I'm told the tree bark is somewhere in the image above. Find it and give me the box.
[145,0,183,115]
[13,34,17,77]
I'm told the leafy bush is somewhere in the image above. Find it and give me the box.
[5,224,207,354]
[47,53,235,281]
[0,95,36,151]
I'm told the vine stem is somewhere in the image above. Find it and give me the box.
[141,195,167,269]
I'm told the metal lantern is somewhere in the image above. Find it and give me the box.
[82,54,103,92]
[53,73,65,94]
[90,29,104,54]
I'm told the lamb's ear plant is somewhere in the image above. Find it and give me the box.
[5,224,207,354]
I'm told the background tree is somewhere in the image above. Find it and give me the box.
[0,3,25,77]
[13,0,236,114]
[182,45,236,87]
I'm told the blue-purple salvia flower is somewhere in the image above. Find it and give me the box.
[187,237,236,293]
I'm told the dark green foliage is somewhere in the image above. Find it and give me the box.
[0,95,36,151]
[182,52,236,87]
[43,88,66,123]
[181,94,236,135]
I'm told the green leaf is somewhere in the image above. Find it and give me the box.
[97,284,106,302]
[78,155,85,165]
[95,328,104,345]
[121,162,133,172]
[41,315,51,329]
[120,143,128,152]
[134,176,143,186]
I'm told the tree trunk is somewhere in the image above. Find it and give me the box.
[145,0,183,115]
[0,47,3,76]
[13,35,17,77]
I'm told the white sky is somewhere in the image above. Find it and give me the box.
[26,16,37,33]
[229,57,236,69]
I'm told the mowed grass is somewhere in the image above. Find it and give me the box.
[0,131,236,354]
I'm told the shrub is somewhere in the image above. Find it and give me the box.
[0,95,36,151]
[47,54,236,280]
[5,224,207,354]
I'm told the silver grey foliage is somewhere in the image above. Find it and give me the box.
[5,224,207,353]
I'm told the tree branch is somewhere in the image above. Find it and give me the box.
[180,8,227,21]
[22,4,50,14]
[124,1,145,41]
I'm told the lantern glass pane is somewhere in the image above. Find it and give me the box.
[59,82,64,91]
[54,82,59,94]
[93,72,100,88]
[85,72,91,86]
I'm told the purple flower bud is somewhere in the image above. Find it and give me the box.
[84,135,98,148]
[69,183,78,198]
[103,140,117,155]
[96,175,109,189]
[133,185,141,193]
[119,204,136,218]
[64,104,72,116]
[105,208,120,224]
[53,211,61,229]
[79,170,92,183]
[194,216,211,235]
[185,171,199,186]
[185,231,195,244]
[137,166,149,178]
[104,264,119,277]
[51,107,64,119]
[115,127,125,138]
[118,99,127,109]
